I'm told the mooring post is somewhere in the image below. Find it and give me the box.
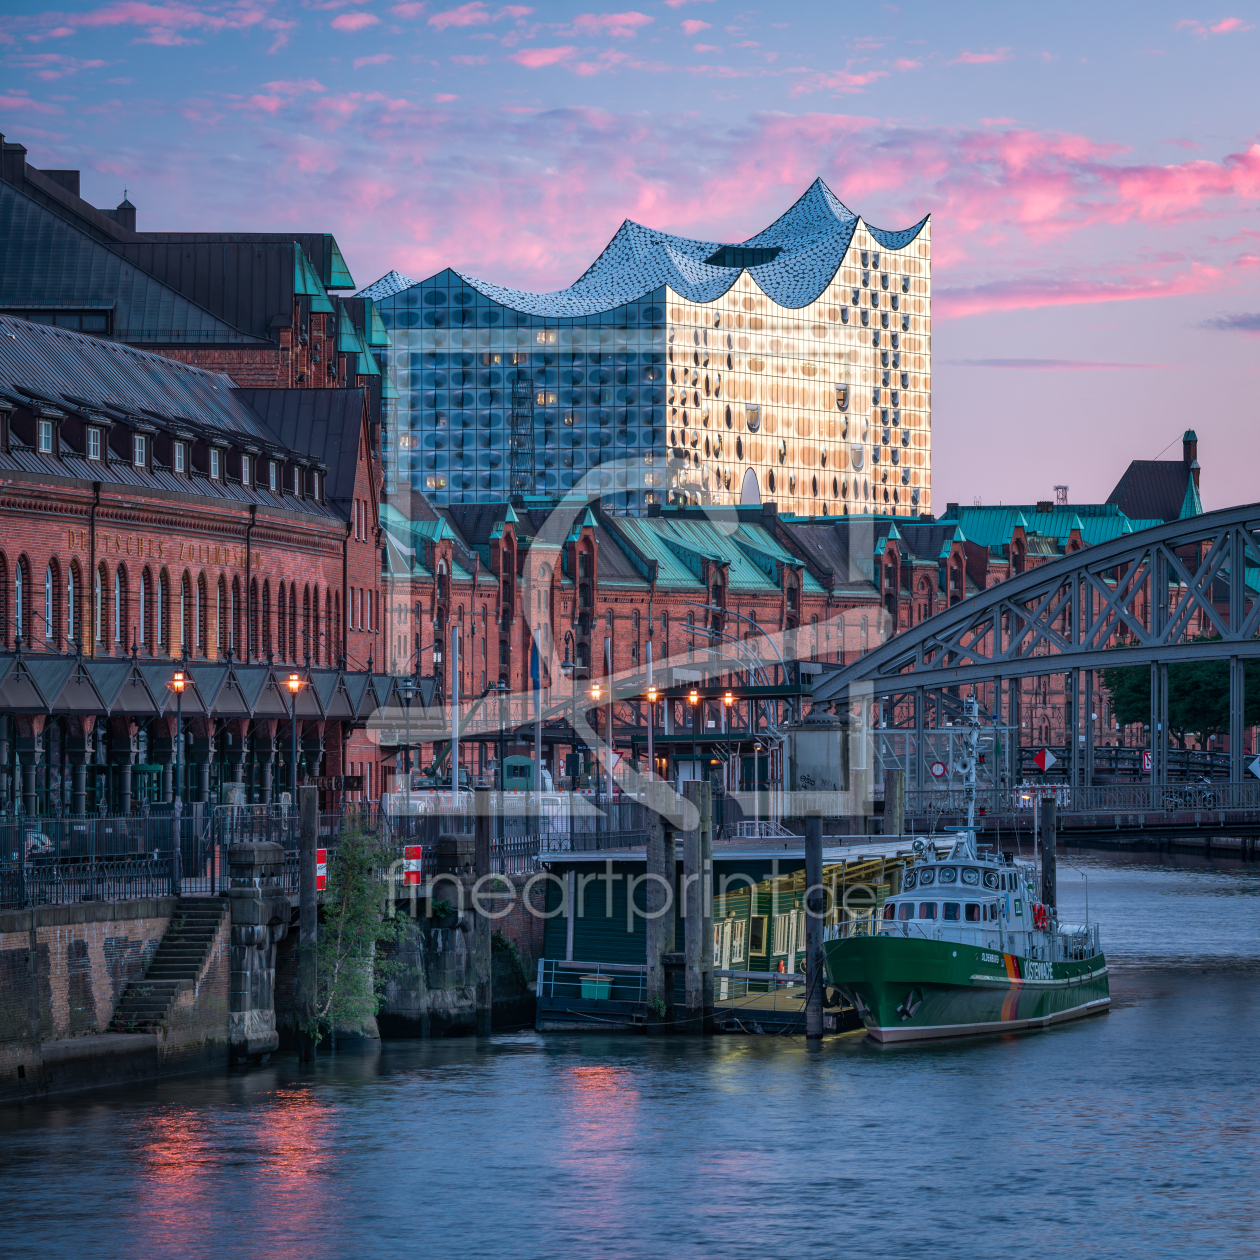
[883,768,905,838]
[474,785,492,1037]
[1040,796,1057,913]
[683,780,702,1033]
[699,779,714,1035]
[805,810,824,1041]
[645,802,669,1029]
[297,785,318,1063]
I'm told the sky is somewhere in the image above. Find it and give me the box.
[4,0,1259,511]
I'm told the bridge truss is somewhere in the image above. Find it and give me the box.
[811,502,1260,789]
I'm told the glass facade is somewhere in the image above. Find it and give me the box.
[369,185,930,517]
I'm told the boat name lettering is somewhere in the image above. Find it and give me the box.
[1023,960,1053,981]
[981,952,1000,964]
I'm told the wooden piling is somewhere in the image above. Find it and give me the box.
[805,811,824,1041]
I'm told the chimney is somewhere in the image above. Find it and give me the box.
[111,195,136,232]
[41,169,81,197]
[1179,430,1199,483]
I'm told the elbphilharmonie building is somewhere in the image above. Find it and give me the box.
[361,180,930,517]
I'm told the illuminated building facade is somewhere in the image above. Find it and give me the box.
[361,180,931,517]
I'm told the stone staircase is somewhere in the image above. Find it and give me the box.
[108,898,228,1034]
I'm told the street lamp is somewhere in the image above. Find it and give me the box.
[646,682,657,787]
[288,671,304,801]
[724,690,735,796]
[169,668,185,809]
[400,674,416,809]
[689,686,700,789]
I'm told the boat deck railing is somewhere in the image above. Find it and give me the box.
[825,918,1102,962]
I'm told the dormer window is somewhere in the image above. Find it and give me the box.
[312,470,321,501]
[38,419,53,454]
[293,465,301,497]
[241,454,251,487]
[87,427,101,461]
[174,441,186,474]
[210,448,221,480]
[133,434,146,467]
[269,461,278,492]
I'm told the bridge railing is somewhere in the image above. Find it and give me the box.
[904,781,1260,820]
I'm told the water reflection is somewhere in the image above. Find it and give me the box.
[1,855,1258,1260]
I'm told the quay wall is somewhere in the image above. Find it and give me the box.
[0,898,230,1104]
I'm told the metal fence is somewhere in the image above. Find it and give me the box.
[904,781,1260,822]
[0,854,177,910]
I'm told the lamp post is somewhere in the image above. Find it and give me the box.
[590,680,602,830]
[689,686,700,791]
[169,667,185,809]
[400,674,415,811]
[288,671,303,801]
[724,690,734,798]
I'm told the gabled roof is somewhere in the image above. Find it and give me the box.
[1106,459,1196,524]
[358,179,927,316]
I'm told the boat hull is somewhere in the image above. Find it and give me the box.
[822,934,1110,1044]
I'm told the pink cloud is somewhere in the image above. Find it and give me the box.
[790,69,888,95]
[353,51,393,67]
[893,57,921,70]
[67,1,269,45]
[571,11,653,38]
[680,18,710,34]
[331,12,380,30]
[9,53,108,79]
[951,48,1012,64]
[510,44,576,66]
[498,5,534,15]
[692,42,718,51]
[449,52,488,63]
[428,1,489,28]
[1178,16,1254,36]
[390,1,426,14]
[0,89,62,112]
[433,92,458,100]
[663,0,714,6]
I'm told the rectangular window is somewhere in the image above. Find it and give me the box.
[174,442,185,473]
[210,448,220,479]
[269,461,277,492]
[918,902,937,920]
[965,904,981,922]
[294,466,301,496]
[748,915,766,954]
[241,454,250,486]
[87,428,101,461]
[37,419,53,453]
[772,911,795,957]
[312,470,320,500]
[133,434,146,467]
[943,903,961,921]
[729,919,747,965]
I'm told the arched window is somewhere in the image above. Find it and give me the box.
[289,586,297,662]
[262,579,272,658]
[335,591,341,659]
[196,573,207,656]
[231,576,241,656]
[312,586,320,665]
[250,578,259,660]
[217,576,226,658]
[44,562,54,642]
[68,562,79,647]
[158,569,168,651]
[139,568,150,652]
[95,563,106,644]
[180,572,190,651]
[114,565,126,645]
[0,554,8,647]
[325,588,333,664]
[15,558,27,645]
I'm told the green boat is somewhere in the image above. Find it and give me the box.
[822,697,1109,1043]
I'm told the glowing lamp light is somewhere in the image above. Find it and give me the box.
[590,682,602,702]
[288,672,302,695]
[688,687,700,706]
[170,670,185,694]
[723,690,734,708]
[646,684,657,705]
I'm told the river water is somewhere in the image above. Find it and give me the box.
[3,853,1259,1260]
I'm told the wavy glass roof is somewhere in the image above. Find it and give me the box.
[358,179,927,317]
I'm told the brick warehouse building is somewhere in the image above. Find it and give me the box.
[0,316,385,814]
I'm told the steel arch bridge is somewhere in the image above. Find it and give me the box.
[810,501,1260,788]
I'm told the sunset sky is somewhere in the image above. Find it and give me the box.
[4,0,1258,509]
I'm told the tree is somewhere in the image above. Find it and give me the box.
[313,823,400,1047]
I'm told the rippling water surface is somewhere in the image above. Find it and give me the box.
[3,854,1259,1260]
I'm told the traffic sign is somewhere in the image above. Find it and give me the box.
[316,848,327,891]
[1249,755,1260,780]
[929,761,947,779]
[1142,750,1153,773]
[403,845,423,886]
[1033,748,1057,772]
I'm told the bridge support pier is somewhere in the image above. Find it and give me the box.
[1230,656,1245,784]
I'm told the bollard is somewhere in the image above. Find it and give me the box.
[298,785,318,1063]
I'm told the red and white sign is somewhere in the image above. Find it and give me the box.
[929,761,948,779]
[1034,748,1058,773]
[1142,750,1153,773]
[316,848,327,891]
[404,844,424,886]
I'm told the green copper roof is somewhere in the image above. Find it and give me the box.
[1179,475,1203,519]
[504,504,520,523]
[295,245,335,313]
[367,302,391,347]
[326,236,356,290]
